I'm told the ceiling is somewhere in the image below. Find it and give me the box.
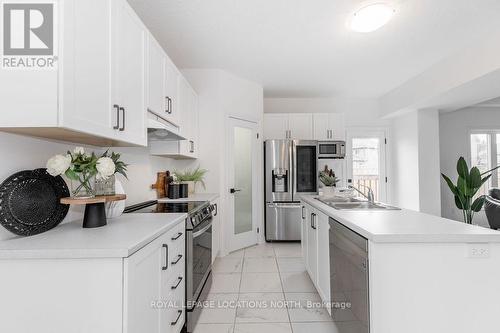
[129,0,500,98]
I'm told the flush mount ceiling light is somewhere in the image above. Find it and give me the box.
[348,3,395,33]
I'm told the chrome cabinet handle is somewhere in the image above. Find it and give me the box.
[170,310,182,325]
[189,140,194,153]
[171,254,183,265]
[119,107,125,131]
[301,206,305,219]
[165,96,169,114]
[113,104,120,130]
[171,232,183,241]
[214,203,218,216]
[311,213,317,230]
[162,244,168,270]
[171,276,183,290]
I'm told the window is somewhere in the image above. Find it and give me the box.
[348,131,387,202]
[470,131,499,197]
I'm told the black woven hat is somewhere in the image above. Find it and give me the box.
[0,168,70,236]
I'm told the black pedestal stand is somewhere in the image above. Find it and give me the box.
[82,203,107,228]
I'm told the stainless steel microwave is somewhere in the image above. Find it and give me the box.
[318,141,346,159]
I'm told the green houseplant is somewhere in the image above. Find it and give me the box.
[319,166,340,197]
[441,157,500,224]
[173,166,207,194]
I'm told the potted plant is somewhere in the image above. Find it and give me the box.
[441,157,500,224]
[173,166,207,195]
[46,147,128,198]
[319,166,340,197]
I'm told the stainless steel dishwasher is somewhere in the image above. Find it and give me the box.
[329,218,370,333]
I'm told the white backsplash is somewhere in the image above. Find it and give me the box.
[0,132,198,240]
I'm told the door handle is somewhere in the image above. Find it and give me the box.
[171,254,183,265]
[119,107,125,131]
[162,244,168,270]
[230,188,241,194]
[301,206,305,219]
[311,213,317,230]
[171,276,183,290]
[165,96,169,114]
[170,310,183,326]
[113,104,120,130]
[171,232,183,241]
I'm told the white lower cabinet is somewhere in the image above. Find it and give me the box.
[0,221,186,333]
[125,222,185,333]
[301,202,331,314]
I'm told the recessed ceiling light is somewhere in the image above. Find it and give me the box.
[348,3,395,33]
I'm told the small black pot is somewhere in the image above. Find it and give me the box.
[179,183,189,198]
[167,184,180,199]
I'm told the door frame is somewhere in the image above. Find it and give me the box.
[346,129,388,203]
[225,116,259,253]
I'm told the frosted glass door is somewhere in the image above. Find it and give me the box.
[228,118,258,252]
[234,127,253,234]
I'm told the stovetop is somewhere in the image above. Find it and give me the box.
[124,200,208,215]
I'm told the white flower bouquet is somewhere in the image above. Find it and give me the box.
[46,147,128,198]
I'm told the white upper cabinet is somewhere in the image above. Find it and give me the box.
[149,76,199,159]
[165,57,181,126]
[112,0,147,146]
[313,113,345,140]
[0,0,148,147]
[147,36,166,118]
[263,113,314,140]
[264,114,289,139]
[288,113,313,139]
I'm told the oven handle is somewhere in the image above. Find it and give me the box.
[192,220,213,238]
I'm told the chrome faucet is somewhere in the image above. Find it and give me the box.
[348,185,375,204]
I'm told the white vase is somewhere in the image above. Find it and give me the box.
[186,181,196,195]
[322,186,335,197]
[105,177,126,219]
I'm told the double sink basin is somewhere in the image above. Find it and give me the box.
[316,196,400,210]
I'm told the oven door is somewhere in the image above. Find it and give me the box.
[187,217,213,307]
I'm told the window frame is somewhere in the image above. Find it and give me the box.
[469,129,500,191]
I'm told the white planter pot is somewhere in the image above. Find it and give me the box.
[186,181,196,195]
[322,186,335,197]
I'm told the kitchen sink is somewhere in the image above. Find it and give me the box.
[316,197,400,210]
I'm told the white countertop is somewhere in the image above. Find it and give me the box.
[0,213,187,259]
[157,193,219,203]
[301,195,500,243]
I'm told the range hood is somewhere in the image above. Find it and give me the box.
[147,111,186,141]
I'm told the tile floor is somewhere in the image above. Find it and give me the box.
[193,243,335,333]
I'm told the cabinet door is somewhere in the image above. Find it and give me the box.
[124,234,166,333]
[306,209,318,284]
[316,212,331,310]
[61,0,115,138]
[177,76,191,139]
[313,114,330,140]
[165,57,180,125]
[263,114,288,139]
[113,0,147,146]
[147,35,166,117]
[329,113,345,140]
[288,114,313,139]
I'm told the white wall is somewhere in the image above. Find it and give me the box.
[391,109,441,215]
[0,132,194,241]
[440,107,500,227]
[182,69,264,253]
[392,111,420,210]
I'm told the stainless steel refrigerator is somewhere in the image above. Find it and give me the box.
[264,140,318,241]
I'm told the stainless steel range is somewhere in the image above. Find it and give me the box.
[124,200,217,332]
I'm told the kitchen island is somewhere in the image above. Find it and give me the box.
[300,194,500,333]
